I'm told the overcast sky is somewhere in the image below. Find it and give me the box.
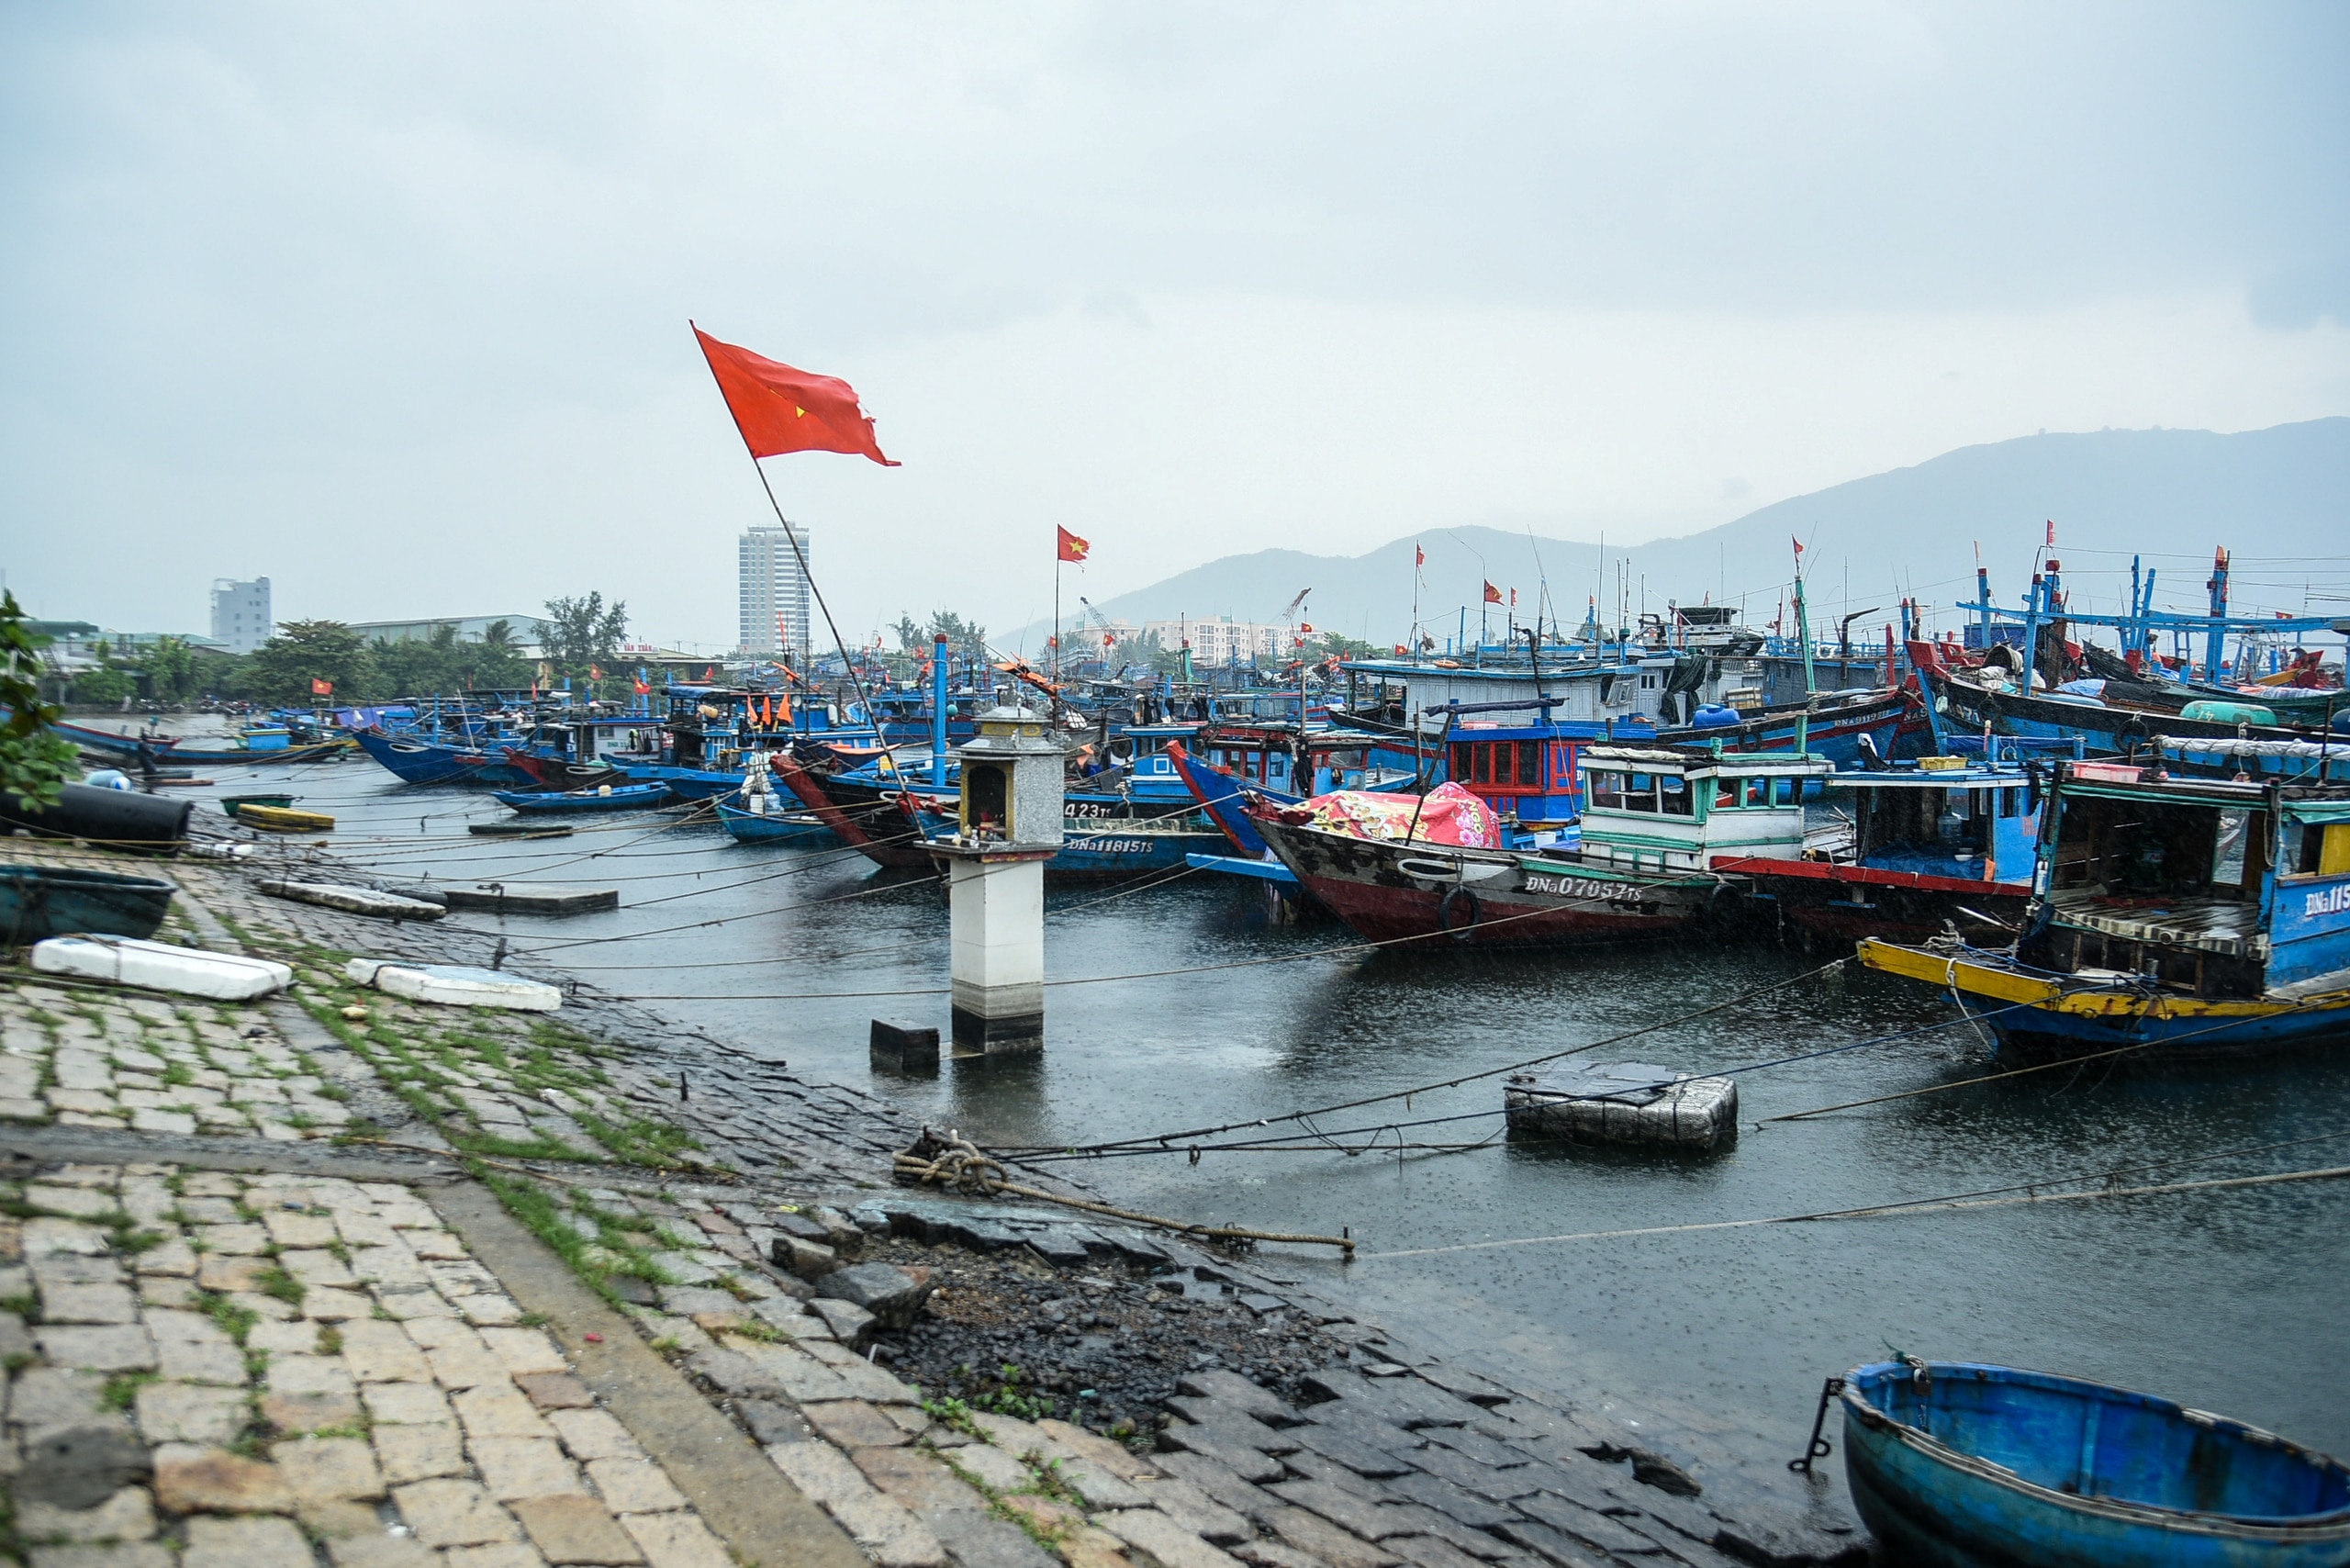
[4,2,2344,650]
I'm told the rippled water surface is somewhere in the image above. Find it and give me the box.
[177,745,2350,1463]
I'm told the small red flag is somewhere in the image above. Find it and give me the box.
[1509,588,1517,609]
[692,326,898,466]
[1792,536,1805,557]
[2046,519,2056,546]
[1415,544,1425,568]
[633,676,650,695]
[1058,527,1091,564]
[310,678,332,697]
[1483,581,1503,605]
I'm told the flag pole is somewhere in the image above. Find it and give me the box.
[743,455,894,768]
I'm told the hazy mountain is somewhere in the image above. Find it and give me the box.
[1013,418,2350,655]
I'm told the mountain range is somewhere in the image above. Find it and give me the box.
[1011,418,2350,655]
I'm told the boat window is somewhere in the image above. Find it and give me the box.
[1519,743,1541,787]
[1472,745,1491,783]
[1589,770,1627,809]
[1743,778,1770,807]
[1491,745,1512,785]
[1773,778,1796,807]
[1715,779,1738,809]
[2211,810,2250,888]
[1661,777,1694,816]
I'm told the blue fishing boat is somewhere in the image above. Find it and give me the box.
[714,797,836,846]
[1841,1359,2350,1567]
[1860,758,2350,1060]
[356,728,537,787]
[50,719,350,767]
[494,783,674,813]
[0,863,176,942]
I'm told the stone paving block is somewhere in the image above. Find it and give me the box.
[28,1544,176,1568]
[924,1511,1061,1568]
[547,1407,644,1462]
[482,1327,568,1374]
[375,1422,468,1484]
[1381,1519,1515,1566]
[1262,1505,1403,1568]
[1271,1479,1423,1541]
[34,1324,157,1371]
[134,1381,249,1444]
[304,1287,375,1321]
[26,1183,116,1218]
[198,1223,270,1255]
[473,1436,587,1501]
[510,1495,646,1565]
[1177,1370,1303,1427]
[1229,1542,1336,1568]
[17,1484,157,1543]
[374,1286,458,1320]
[280,1249,358,1289]
[850,1446,989,1514]
[940,1439,1034,1495]
[1131,1477,1256,1545]
[274,1435,387,1502]
[340,1318,432,1382]
[7,1366,107,1427]
[365,1380,456,1424]
[1160,1422,1287,1484]
[455,1383,557,1439]
[1170,1397,1304,1456]
[156,1334,250,1385]
[431,1340,518,1389]
[153,1444,297,1514]
[516,1371,595,1409]
[767,1439,948,1568]
[618,1511,738,1568]
[1039,1417,1164,1482]
[393,1479,526,1548]
[249,1317,324,1355]
[182,1514,316,1568]
[1281,1451,1394,1504]
[196,1254,273,1294]
[461,1294,528,1326]
[42,1282,140,1324]
[574,1456,683,1517]
[134,1239,198,1278]
[265,1211,341,1249]
[405,1314,484,1350]
[407,1228,471,1260]
[1097,1508,1248,1568]
[129,1108,198,1136]
[803,1399,912,1450]
[326,1534,440,1568]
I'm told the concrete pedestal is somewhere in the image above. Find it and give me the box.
[946,851,1047,1055]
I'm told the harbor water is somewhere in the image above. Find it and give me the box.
[189,755,2350,1467]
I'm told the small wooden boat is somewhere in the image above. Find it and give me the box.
[468,822,575,838]
[493,783,673,813]
[217,793,297,820]
[238,804,337,833]
[1841,1359,2350,1567]
[0,864,177,943]
[714,797,837,846]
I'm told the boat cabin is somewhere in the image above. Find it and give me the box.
[1825,756,2049,885]
[1578,745,1833,873]
[1190,723,1412,798]
[2017,763,2350,998]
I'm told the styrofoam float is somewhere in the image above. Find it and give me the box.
[259,880,446,921]
[32,935,293,1000]
[1503,1061,1739,1151]
[345,958,561,1012]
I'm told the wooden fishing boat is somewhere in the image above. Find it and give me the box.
[0,864,176,943]
[217,793,297,820]
[714,797,836,846]
[238,804,337,833]
[1859,761,2350,1061]
[51,720,351,766]
[1841,1359,2350,1567]
[492,783,673,813]
[468,822,574,838]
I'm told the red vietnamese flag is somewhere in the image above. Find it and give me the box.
[1483,581,1503,605]
[310,678,332,697]
[1415,544,1425,568]
[692,326,899,466]
[1058,527,1091,564]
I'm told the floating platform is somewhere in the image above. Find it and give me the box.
[257,879,447,921]
[346,958,562,1011]
[468,822,575,838]
[1504,1061,1739,1151]
[441,885,619,916]
[32,935,292,1000]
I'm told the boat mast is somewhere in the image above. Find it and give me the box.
[1793,540,1815,757]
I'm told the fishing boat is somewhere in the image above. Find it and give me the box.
[216,793,297,820]
[50,719,351,767]
[1717,739,2076,946]
[0,864,177,943]
[1857,759,2350,1060]
[1251,746,1835,947]
[354,728,538,787]
[714,797,835,846]
[769,751,936,868]
[238,804,336,833]
[467,822,574,838]
[1840,1359,2350,1567]
[493,783,674,813]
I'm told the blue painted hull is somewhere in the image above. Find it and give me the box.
[1843,1361,2350,1568]
[1653,687,1925,764]
[620,765,744,801]
[356,729,535,787]
[714,800,836,846]
[1048,823,1231,879]
[0,864,175,942]
[494,784,674,812]
[1956,990,2350,1063]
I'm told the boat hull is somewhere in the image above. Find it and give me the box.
[1842,1361,2350,1568]
[0,864,175,943]
[493,784,673,813]
[355,729,534,787]
[1718,857,2031,946]
[714,800,836,846]
[1254,815,1714,948]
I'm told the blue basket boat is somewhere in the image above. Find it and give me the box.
[714,798,836,846]
[493,783,675,813]
[0,863,177,944]
[1841,1360,2350,1567]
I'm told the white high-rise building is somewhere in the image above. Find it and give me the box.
[209,577,272,654]
[738,523,813,660]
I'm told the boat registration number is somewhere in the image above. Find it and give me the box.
[1521,873,1625,902]
[1066,801,1129,819]
[1071,838,1153,856]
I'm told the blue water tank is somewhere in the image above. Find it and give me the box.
[1690,704,1741,729]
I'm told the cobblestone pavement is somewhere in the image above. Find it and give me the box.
[2,838,1869,1568]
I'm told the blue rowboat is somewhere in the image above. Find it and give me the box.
[0,863,177,942]
[356,729,537,787]
[1841,1360,2350,1567]
[494,783,674,813]
[714,798,837,846]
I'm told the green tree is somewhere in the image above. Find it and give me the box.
[542,594,629,687]
[247,621,376,704]
[0,591,79,809]
[894,610,988,662]
[132,635,204,703]
[471,620,530,689]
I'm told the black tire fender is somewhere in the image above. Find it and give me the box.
[1438,883,1481,939]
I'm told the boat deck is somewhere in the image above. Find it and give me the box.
[2051,888,2263,959]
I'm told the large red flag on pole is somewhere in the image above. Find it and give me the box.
[1057,527,1091,564]
[692,326,899,466]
